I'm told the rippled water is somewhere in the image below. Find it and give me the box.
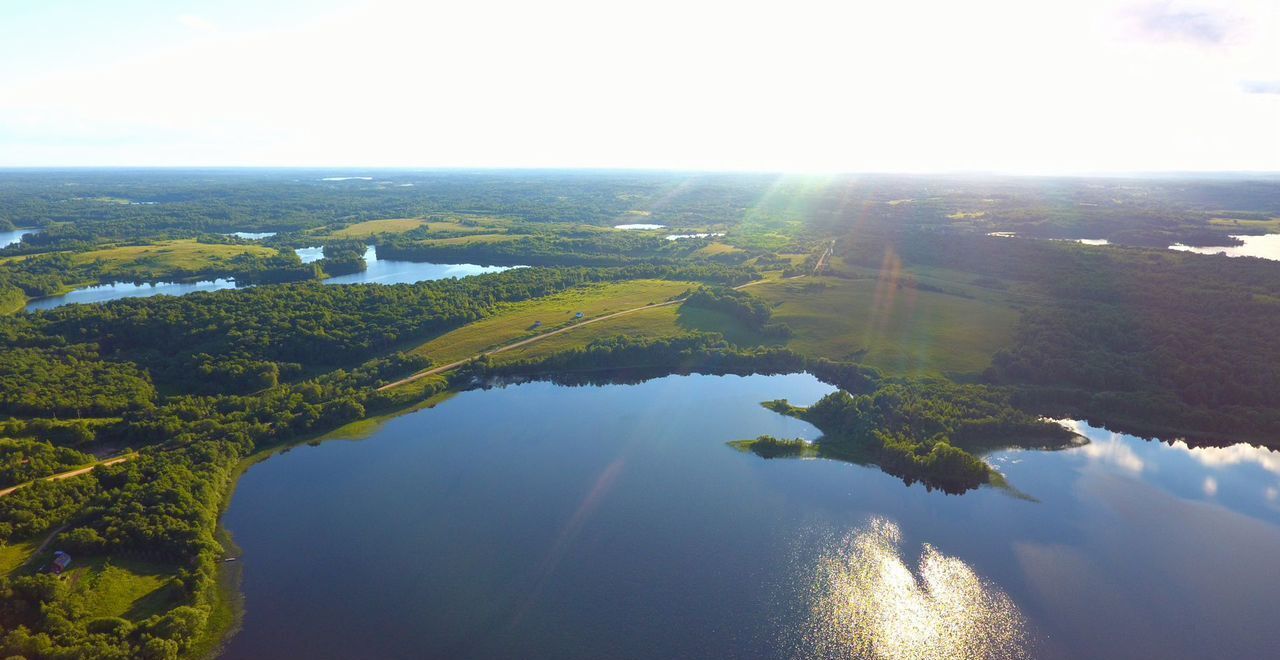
[221,373,1280,659]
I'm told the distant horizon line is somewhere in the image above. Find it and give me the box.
[0,165,1277,179]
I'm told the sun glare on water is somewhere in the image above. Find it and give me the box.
[801,518,1029,660]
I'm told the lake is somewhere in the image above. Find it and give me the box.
[0,229,36,248]
[24,278,240,312]
[317,246,514,285]
[1170,234,1280,261]
[24,247,515,310]
[225,232,277,240]
[221,373,1280,659]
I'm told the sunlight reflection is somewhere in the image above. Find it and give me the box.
[801,518,1029,659]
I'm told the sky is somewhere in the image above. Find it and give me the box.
[0,0,1276,172]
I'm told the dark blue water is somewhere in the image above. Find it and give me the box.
[221,374,1280,659]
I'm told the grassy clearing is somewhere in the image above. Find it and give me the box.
[697,242,745,256]
[71,239,277,271]
[420,219,510,233]
[62,557,180,620]
[1210,217,1280,233]
[751,276,1019,377]
[419,234,519,246]
[409,280,693,365]
[332,218,429,237]
[0,538,38,574]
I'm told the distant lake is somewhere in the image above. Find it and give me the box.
[0,229,36,248]
[614,223,665,230]
[25,278,239,312]
[1170,234,1280,261]
[314,246,515,285]
[221,373,1280,659]
[21,246,517,311]
[294,246,325,263]
[225,232,277,240]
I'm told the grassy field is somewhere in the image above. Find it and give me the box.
[493,304,776,363]
[496,275,1019,378]
[751,276,1019,376]
[0,538,178,621]
[331,218,429,237]
[332,217,517,238]
[1210,217,1280,233]
[0,538,38,574]
[696,242,745,256]
[420,234,519,246]
[62,557,180,620]
[71,239,278,271]
[409,279,694,365]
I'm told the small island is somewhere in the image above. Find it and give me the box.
[735,382,1081,493]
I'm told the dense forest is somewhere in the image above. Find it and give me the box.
[831,231,1280,444]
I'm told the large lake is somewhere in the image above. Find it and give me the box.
[221,373,1280,659]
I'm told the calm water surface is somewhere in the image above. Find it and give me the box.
[221,374,1280,659]
[0,229,35,248]
[318,246,514,285]
[25,278,239,311]
[1170,234,1280,261]
[24,246,515,310]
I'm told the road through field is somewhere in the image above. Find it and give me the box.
[378,249,829,392]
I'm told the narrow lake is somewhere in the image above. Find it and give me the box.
[221,373,1280,659]
[24,279,240,312]
[24,247,515,310]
